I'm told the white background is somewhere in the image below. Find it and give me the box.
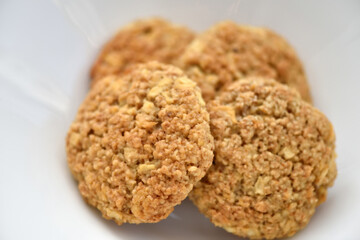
[0,0,359,239]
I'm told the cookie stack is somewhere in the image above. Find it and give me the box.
[66,18,336,239]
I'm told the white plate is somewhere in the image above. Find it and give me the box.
[1,0,360,239]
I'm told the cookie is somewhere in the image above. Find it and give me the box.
[67,62,214,224]
[90,18,195,86]
[190,77,336,239]
[178,21,312,102]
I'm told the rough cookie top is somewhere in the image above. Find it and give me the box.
[179,21,311,102]
[190,78,336,239]
[67,62,214,224]
[91,18,195,85]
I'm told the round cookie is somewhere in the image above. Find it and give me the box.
[190,77,336,239]
[91,18,195,86]
[67,62,214,224]
[179,21,312,102]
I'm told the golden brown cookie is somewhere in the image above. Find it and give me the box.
[190,77,336,239]
[178,21,312,102]
[67,62,214,224]
[90,18,195,86]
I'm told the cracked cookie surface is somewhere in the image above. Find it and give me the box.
[91,18,195,86]
[179,21,311,102]
[67,62,214,224]
[190,77,336,239]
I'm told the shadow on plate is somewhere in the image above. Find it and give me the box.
[90,198,242,240]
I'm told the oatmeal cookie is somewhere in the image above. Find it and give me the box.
[91,18,195,86]
[179,21,311,102]
[67,62,214,224]
[190,77,336,239]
